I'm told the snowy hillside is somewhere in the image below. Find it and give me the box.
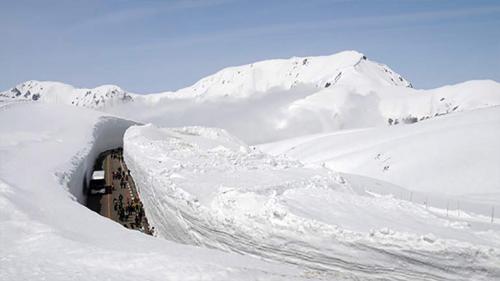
[0,102,316,281]
[123,124,500,280]
[0,80,135,109]
[260,106,500,207]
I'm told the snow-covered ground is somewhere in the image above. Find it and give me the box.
[260,107,500,216]
[123,124,500,280]
[0,102,318,281]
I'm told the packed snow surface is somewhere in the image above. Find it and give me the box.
[124,124,500,280]
[0,103,317,281]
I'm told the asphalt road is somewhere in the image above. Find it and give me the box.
[86,149,152,235]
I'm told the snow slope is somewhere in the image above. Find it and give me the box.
[260,106,500,214]
[123,124,500,281]
[0,102,316,281]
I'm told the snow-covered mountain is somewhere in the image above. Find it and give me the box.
[2,51,499,144]
[162,50,412,100]
[121,51,499,143]
[0,80,135,109]
[2,50,408,104]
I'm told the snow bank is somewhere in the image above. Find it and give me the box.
[124,124,500,280]
[0,103,312,281]
[68,116,138,203]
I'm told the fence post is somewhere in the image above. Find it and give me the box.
[492,206,495,223]
[446,200,449,217]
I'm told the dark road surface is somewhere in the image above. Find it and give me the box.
[86,148,153,235]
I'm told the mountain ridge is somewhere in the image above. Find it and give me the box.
[0,80,135,109]
[1,50,499,144]
[0,50,410,105]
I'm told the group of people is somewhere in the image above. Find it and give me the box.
[113,195,145,230]
[109,150,154,235]
[112,166,129,190]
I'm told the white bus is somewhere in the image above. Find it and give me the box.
[89,170,107,195]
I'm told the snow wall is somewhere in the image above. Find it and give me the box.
[122,124,500,280]
[64,116,137,204]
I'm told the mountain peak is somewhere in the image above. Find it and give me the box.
[166,50,410,100]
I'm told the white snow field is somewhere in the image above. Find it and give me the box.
[260,107,500,216]
[123,124,500,281]
[0,102,320,281]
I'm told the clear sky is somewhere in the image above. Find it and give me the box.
[1,0,499,93]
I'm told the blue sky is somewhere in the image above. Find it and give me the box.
[1,0,499,93]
